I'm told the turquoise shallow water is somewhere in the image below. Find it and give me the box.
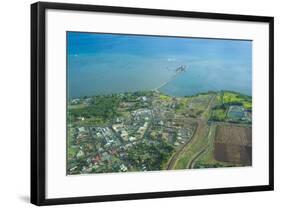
[67,32,252,98]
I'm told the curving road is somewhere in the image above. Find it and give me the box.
[166,124,197,170]
[166,94,216,170]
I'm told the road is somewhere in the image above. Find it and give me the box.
[166,124,198,170]
[188,148,207,168]
[166,94,216,170]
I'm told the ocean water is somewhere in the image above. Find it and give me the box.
[67,32,252,98]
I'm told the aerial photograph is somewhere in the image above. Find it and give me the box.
[66,32,252,175]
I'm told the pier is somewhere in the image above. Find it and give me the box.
[154,65,188,91]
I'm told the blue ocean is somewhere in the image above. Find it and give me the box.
[67,32,252,98]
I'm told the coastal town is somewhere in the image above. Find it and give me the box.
[67,89,252,175]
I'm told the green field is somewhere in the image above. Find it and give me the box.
[210,108,227,121]
[223,91,252,110]
[174,122,210,169]
[67,90,252,174]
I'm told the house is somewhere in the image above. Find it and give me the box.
[120,164,128,172]
[91,155,101,164]
[101,152,111,161]
[129,136,136,142]
[71,98,80,105]
[141,96,147,102]
[174,142,179,146]
[121,130,129,141]
[78,126,86,133]
[76,150,85,158]
[112,124,124,133]
[77,116,85,121]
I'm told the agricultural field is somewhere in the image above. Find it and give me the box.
[192,125,232,169]
[67,90,252,174]
[214,125,252,166]
[66,32,253,175]
[185,124,252,169]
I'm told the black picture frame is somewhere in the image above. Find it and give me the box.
[31,1,274,206]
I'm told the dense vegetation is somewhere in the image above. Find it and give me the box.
[70,95,121,119]
[210,104,227,121]
[127,140,174,171]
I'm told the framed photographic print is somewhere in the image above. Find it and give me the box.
[31,2,274,206]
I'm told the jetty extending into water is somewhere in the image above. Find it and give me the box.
[154,65,188,91]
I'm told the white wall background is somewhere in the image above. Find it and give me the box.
[0,0,279,207]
